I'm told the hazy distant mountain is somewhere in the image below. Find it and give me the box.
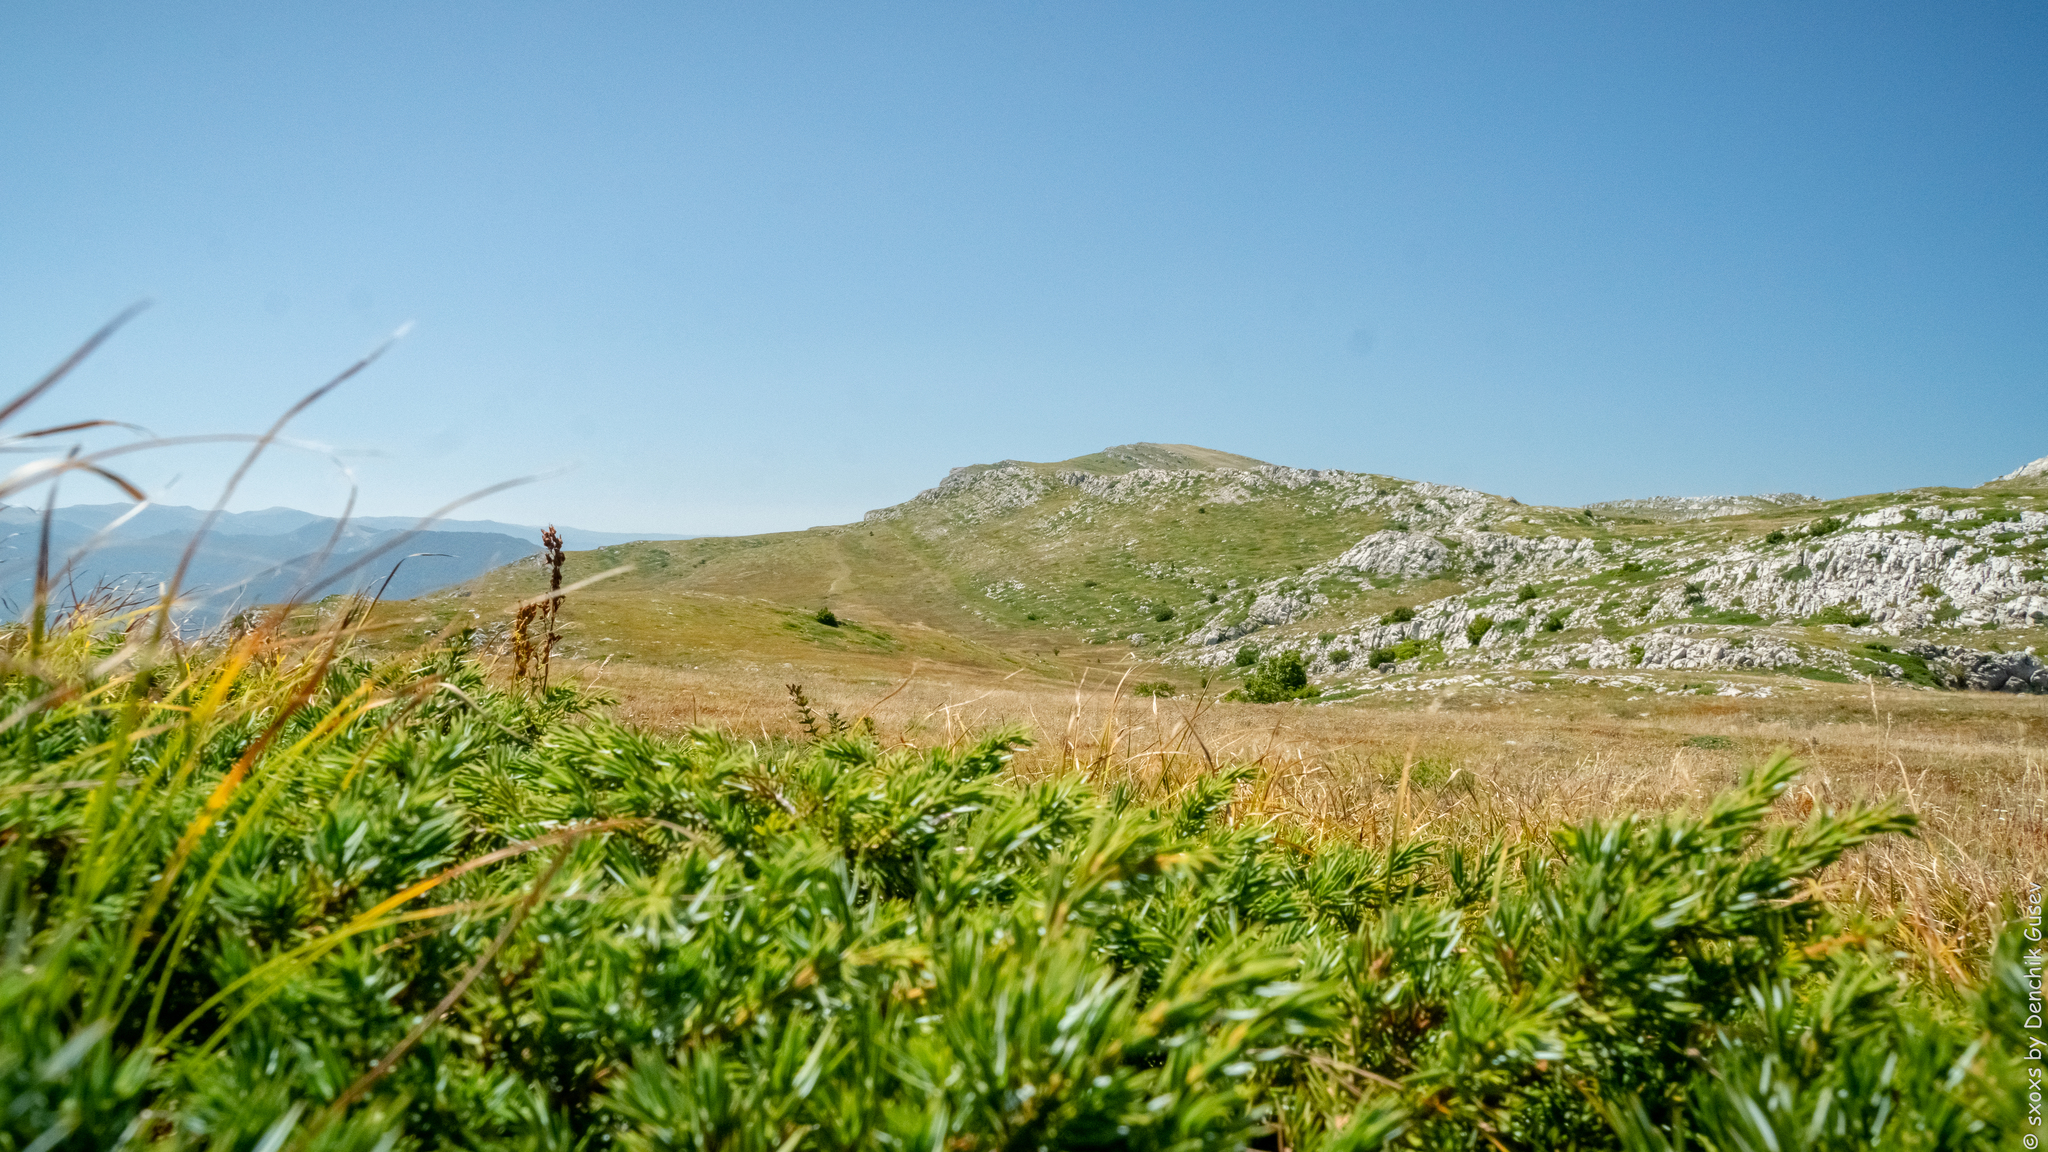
[0,504,690,624]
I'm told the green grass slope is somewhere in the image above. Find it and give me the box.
[410,445,2048,690]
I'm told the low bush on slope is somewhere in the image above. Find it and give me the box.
[0,614,2029,1151]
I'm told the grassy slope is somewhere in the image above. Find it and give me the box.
[388,446,2048,683]
[391,444,1477,676]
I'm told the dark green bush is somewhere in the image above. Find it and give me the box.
[1764,529,1787,544]
[1517,584,1540,602]
[1857,643,1943,688]
[1228,651,1316,703]
[1368,637,1433,669]
[1131,680,1176,697]
[1542,609,1570,632]
[814,607,840,627]
[1234,644,1259,667]
[1380,605,1415,624]
[1466,614,1495,646]
[1153,607,1175,622]
[1329,649,1351,664]
[1807,602,1873,627]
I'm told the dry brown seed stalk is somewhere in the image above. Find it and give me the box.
[539,525,565,691]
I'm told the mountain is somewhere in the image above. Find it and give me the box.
[0,503,689,624]
[415,444,2048,694]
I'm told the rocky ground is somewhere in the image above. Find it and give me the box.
[876,445,2048,695]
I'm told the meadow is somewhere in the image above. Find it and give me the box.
[3,322,2040,1150]
[584,646,2047,990]
[5,592,2040,1151]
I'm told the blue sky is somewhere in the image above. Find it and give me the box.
[3,3,2043,534]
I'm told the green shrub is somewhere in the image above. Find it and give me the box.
[1764,529,1787,544]
[1779,563,1812,582]
[1380,605,1415,624]
[1807,515,1847,536]
[1153,607,1175,622]
[1131,680,1176,697]
[1329,649,1351,663]
[1517,584,1540,602]
[814,607,840,627]
[1807,602,1873,627]
[1684,734,1735,750]
[1920,582,1943,598]
[1465,614,1495,646]
[1228,651,1317,703]
[1541,609,1570,632]
[1233,644,1259,667]
[1368,637,1434,669]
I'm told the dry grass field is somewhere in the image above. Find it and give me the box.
[508,642,2047,984]
[360,535,2047,991]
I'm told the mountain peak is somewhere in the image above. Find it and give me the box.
[1040,443,1271,475]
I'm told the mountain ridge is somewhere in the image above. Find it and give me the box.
[415,443,2048,696]
[0,503,690,625]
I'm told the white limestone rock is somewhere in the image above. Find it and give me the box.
[1993,454,2048,483]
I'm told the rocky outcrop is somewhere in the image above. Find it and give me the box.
[1584,493,1820,521]
[1177,493,2048,693]
[1323,531,1453,579]
[1994,455,2048,483]
[1524,628,1805,672]
[1675,515,2048,630]
[1906,644,2048,692]
[1316,528,1607,584]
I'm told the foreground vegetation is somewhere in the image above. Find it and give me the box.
[1,604,2031,1150]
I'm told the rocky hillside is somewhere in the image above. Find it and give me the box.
[855,445,2048,694]
[438,445,2048,695]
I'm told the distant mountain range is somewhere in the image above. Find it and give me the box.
[0,504,689,624]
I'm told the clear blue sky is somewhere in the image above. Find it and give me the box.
[3,3,2043,534]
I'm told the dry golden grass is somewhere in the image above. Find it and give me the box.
[558,651,2046,979]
